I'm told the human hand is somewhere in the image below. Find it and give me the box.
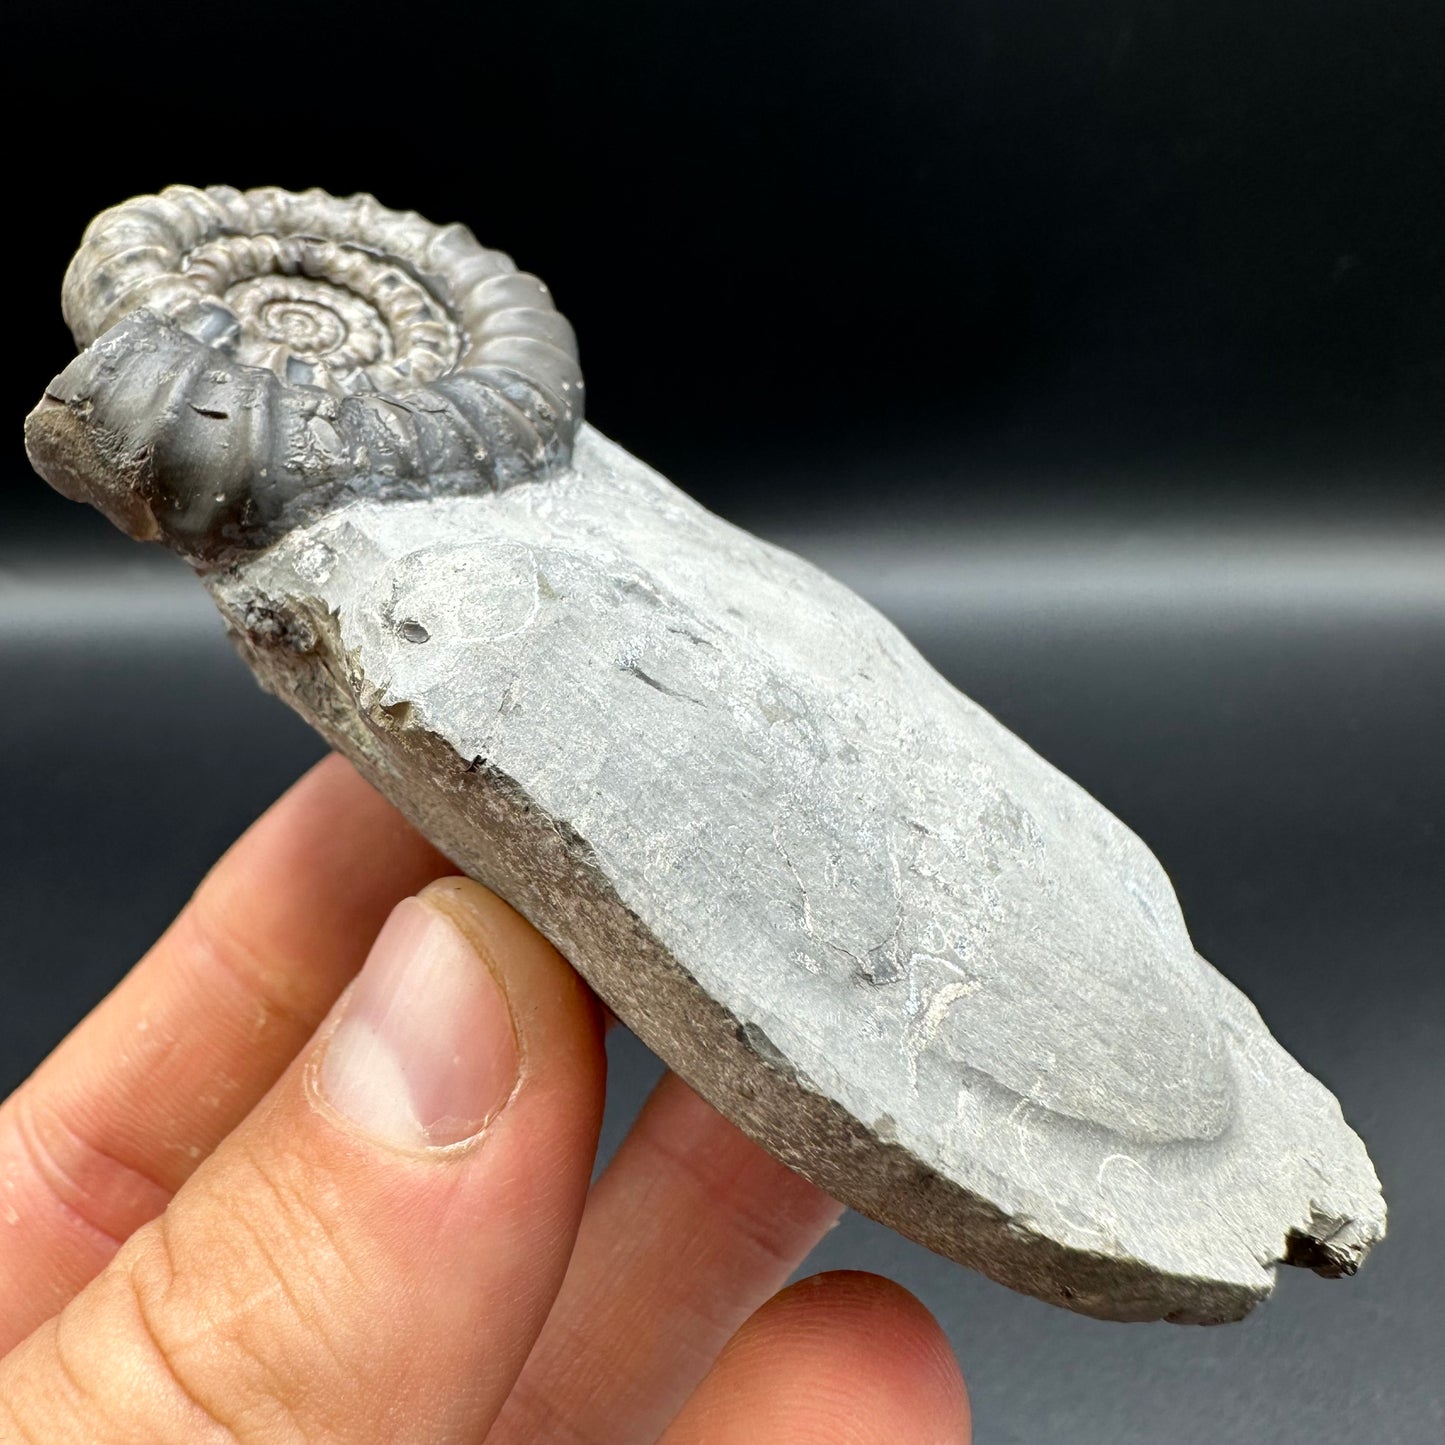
[0,756,970,1442]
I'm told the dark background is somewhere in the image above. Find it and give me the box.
[3,2,1442,1441]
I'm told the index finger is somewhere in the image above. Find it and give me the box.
[0,753,449,1349]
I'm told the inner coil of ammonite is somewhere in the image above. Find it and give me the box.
[182,232,464,394]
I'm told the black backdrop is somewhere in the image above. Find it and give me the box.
[4,3,1442,1442]
[8,0,1442,515]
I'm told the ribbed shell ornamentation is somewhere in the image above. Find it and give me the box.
[30,185,582,564]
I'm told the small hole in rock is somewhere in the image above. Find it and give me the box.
[399,620,430,644]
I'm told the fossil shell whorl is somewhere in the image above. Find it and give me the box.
[26,185,583,566]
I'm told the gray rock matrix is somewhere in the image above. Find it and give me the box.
[25,186,1385,1324]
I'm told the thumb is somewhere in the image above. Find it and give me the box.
[0,878,606,1444]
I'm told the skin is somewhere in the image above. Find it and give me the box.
[0,755,970,1443]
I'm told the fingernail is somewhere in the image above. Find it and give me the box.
[318,897,519,1148]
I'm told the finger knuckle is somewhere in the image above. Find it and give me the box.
[114,1220,251,1442]
[117,1144,372,1440]
[4,1089,172,1253]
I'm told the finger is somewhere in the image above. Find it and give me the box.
[0,754,449,1350]
[660,1272,971,1444]
[493,1072,843,1444]
[0,879,607,1444]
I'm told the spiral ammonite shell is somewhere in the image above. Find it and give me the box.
[27,185,583,565]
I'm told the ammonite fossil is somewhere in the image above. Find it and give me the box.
[25,185,1386,1325]
[34,185,581,564]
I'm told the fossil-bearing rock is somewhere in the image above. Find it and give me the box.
[25,185,1386,1323]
